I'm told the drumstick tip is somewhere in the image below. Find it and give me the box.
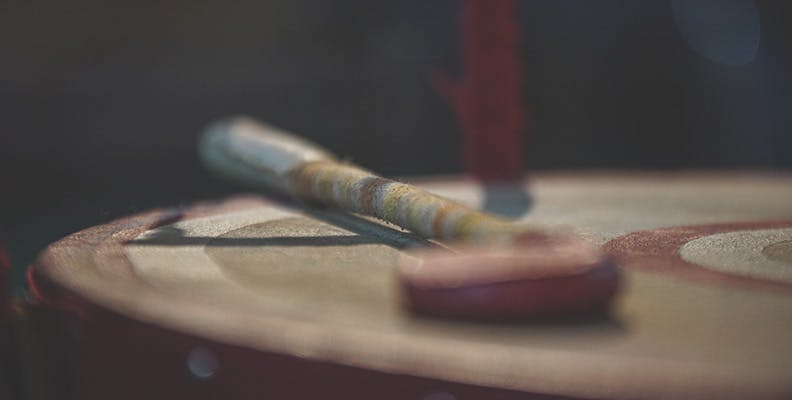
[200,116,336,194]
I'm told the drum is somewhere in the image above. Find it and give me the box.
[28,172,792,399]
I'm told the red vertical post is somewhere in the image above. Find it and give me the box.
[434,0,524,181]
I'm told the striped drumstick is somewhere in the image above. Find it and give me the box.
[200,116,620,318]
[201,117,521,243]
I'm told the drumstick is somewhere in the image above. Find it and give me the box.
[200,116,620,318]
[201,117,523,243]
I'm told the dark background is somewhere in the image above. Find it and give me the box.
[2,0,791,290]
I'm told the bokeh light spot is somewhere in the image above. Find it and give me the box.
[186,346,219,380]
[423,392,457,400]
[672,0,760,66]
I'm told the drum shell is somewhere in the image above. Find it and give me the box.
[28,267,550,400]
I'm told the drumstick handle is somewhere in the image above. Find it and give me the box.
[201,116,519,242]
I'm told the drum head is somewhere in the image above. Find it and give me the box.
[30,172,792,399]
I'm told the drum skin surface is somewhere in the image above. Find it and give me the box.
[29,172,792,399]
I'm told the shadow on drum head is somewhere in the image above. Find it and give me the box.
[132,225,386,247]
[131,206,434,251]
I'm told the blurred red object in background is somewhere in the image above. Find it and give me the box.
[433,0,524,182]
